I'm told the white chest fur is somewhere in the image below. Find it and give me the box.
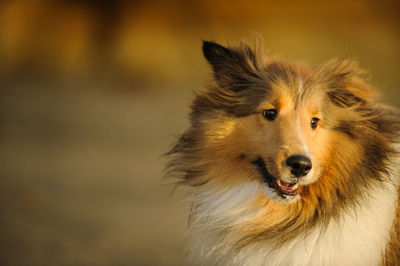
[187,181,398,266]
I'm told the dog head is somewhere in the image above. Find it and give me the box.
[169,39,396,205]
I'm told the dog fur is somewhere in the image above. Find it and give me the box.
[167,38,400,265]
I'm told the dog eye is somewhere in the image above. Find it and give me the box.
[263,109,278,121]
[311,117,320,129]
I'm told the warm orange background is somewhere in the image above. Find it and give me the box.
[0,0,399,265]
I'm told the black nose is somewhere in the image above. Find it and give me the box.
[286,155,312,178]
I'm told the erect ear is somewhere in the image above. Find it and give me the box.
[202,41,263,92]
[318,59,373,107]
[202,41,235,67]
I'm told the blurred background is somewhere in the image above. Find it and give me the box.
[0,0,399,265]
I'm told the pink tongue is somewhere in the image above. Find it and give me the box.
[280,181,291,188]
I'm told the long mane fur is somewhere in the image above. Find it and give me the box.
[166,38,400,265]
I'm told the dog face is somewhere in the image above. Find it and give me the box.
[248,85,326,203]
[198,72,332,204]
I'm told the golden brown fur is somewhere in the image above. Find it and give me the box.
[167,38,400,265]
[384,186,400,265]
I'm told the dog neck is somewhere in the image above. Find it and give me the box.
[186,179,398,266]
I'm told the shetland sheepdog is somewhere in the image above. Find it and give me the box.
[167,38,400,265]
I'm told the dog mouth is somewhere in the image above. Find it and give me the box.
[252,157,299,197]
[275,180,299,195]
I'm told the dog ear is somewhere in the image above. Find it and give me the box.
[202,41,263,92]
[318,60,373,107]
[202,41,234,67]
